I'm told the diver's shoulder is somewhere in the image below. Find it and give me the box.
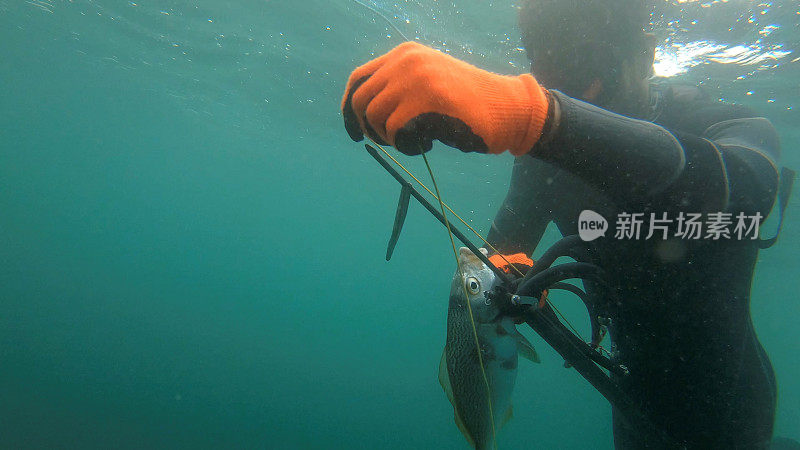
[650,79,764,133]
[650,79,711,109]
[651,78,761,115]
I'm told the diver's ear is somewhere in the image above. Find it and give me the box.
[479,248,489,256]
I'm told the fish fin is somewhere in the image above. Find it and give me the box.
[513,329,541,363]
[499,404,513,429]
[439,349,476,448]
[438,349,455,407]
[386,185,411,261]
[454,411,476,449]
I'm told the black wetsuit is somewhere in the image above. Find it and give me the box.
[487,84,781,448]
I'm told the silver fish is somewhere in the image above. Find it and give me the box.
[439,247,540,450]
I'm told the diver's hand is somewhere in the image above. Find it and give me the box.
[341,41,550,156]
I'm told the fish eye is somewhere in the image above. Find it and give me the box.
[465,277,481,295]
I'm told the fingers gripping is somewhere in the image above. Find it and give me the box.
[341,42,421,143]
[365,86,403,145]
[393,112,489,156]
[386,98,488,155]
[342,75,369,142]
[342,41,548,155]
[344,42,494,154]
[351,74,393,145]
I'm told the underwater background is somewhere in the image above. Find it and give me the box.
[1,0,798,448]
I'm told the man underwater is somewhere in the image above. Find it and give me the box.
[341,0,791,447]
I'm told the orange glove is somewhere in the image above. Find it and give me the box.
[489,253,548,308]
[488,252,534,274]
[342,41,550,156]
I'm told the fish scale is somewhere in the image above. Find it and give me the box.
[446,294,494,449]
[439,248,540,450]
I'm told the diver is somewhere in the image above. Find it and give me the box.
[341,0,793,448]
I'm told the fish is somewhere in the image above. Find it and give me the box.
[439,247,540,450]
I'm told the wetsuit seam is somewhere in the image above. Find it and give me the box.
[645,124,686,197]
[700,137,731,212]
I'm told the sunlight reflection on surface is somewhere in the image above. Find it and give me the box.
[653,38,791,77]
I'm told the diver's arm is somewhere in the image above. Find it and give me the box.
[486,158,553,255]
[532,91,780,214]
[340,43,780,215]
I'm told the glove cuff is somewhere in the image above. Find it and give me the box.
[474,73,549,155]
[515,74,550,156]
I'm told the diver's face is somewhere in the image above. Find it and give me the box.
[608,58,653,116]
[526,37,656,117]
[527,57,607,103]
[527,59,652,117]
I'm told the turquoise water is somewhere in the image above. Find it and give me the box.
[1,0,798,448]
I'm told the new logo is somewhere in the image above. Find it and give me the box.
[578,210,608,241]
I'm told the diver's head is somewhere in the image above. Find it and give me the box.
[518,0,656,116]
